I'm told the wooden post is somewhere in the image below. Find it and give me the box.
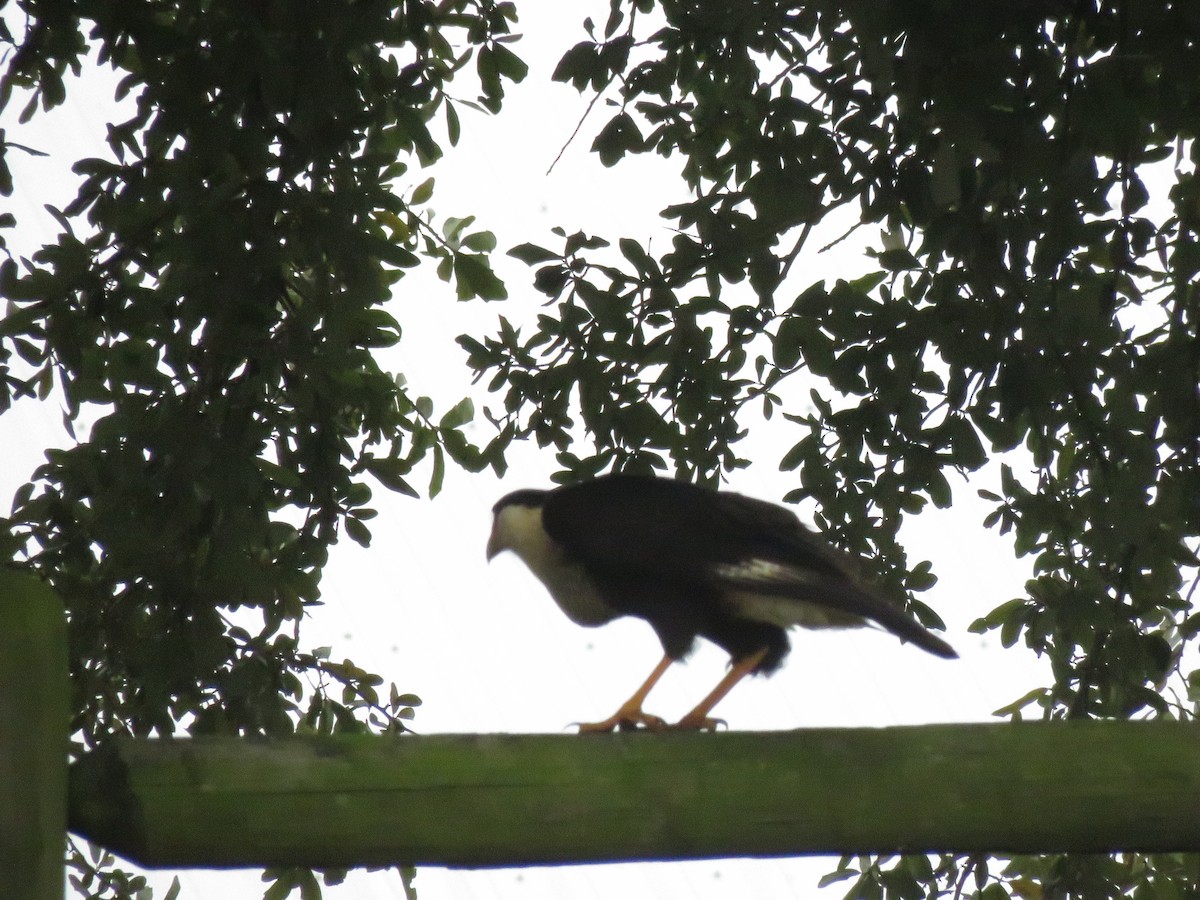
[69,721,1200,868]
[0,571,68,900]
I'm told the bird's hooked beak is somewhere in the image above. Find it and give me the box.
[486,520,504,561]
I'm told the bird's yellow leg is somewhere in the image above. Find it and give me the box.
[576,654,674,733]
[672,647,768,732]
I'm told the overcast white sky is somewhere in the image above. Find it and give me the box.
[2,2,1044,898]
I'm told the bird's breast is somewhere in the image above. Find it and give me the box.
[508,539,619,627]
[533,560,620,627]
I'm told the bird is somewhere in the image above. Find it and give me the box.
[486,472,956,732]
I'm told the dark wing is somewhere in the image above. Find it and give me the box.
[542,474,955,659]
[706,491,956,656]
[711,560,956,657]
[541,474,861,586]
[539,475,798,578]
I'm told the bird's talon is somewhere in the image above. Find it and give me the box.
[575,710,668,733]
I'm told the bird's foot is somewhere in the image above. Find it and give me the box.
[670,712,727,732]
[574,708,669,733]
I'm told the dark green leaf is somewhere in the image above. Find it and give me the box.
[454,253,508,300]
[509,243,561,265]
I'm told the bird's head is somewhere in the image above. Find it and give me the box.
[486,488,550,562]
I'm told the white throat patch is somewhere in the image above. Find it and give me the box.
[490,504,617,627]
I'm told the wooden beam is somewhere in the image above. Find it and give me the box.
[0,572,67,899]
[69,721,1200,869]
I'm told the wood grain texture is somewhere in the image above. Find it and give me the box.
[0,572,67,900]
[69,722,1200,869]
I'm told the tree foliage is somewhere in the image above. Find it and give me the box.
[1,0,520,894]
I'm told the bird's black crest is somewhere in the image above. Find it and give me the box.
[492,488,549,513]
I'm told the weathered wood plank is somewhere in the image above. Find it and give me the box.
[0,572,68,900]
[69,721,1200,869]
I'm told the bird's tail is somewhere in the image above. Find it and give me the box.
[864,596,957,658]
[819,576,958,658]
[718,570,958,659]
